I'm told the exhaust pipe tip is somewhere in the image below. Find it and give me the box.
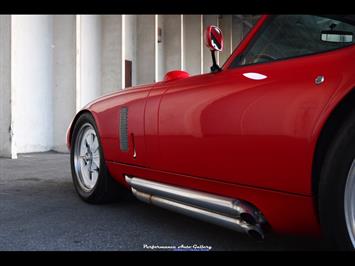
[247,229,264,241]
[124,175,132,185]
[240,212,257,225]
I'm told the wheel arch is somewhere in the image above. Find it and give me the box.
[66,109,94,151]
[312,87,355,203]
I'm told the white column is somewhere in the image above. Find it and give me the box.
[203,15,219,74]
[157,15,165,81]
[11,15,54,154]
[137,15,157,85]
[0,15,15,158]
[76,15,102,110]
[154,15,158,83]
[53,15,76,152]
[102,15,124,94]
[163,15,183,74]
[183,15,203,76]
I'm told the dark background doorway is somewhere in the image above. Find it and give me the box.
[125,60,132,88]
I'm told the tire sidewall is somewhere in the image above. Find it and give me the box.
[319,112,355,250]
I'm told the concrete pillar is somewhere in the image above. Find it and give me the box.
[11,15,54,153]
[124,15,137,86]
[163,15,183,74]
[219,15,233,67]
[76,15,102,110]
[53,15,76,152]
[137,15,157,84]
[102,15,124,93]
[183,15,203,76]
[157,15,165,81]
[0,15,15,158]
[203,15,219,74]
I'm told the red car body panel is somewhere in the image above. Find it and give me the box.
[67,15,355,236]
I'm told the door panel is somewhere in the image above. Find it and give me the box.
[155,51,344,195]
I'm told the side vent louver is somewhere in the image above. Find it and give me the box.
[119,107,129,152]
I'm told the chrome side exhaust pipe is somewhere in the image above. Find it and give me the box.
[125,175,268,240]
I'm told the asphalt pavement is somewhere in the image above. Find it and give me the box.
[0,152,330,251]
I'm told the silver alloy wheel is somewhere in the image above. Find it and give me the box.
[345,159,355,248]
[74,123,101,192]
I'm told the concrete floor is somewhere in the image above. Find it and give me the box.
[0,152,331,251]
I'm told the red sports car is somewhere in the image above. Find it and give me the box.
[66,15,355,250]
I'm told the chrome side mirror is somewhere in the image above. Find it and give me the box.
[204,25,224,72]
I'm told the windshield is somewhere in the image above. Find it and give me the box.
[229,15,355,68]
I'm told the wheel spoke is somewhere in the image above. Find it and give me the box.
[85,138,89,149]
[82,163,90,176]
[80,141,88,155]
[92,157,100,168]
[92,138,99,153]
[90,164,99,173]
[87,133,94,147]
[91,171,99,186]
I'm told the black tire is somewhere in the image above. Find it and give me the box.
[70,112,121,204]
[318,110,355,250]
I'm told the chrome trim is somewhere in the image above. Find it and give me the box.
[315,75,325,85]
[133,147,137,159]
[125,175,267,240]
[125,175,265,225]
[131,133,137,159]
